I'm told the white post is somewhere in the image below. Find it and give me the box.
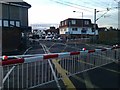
[82,12,83,19]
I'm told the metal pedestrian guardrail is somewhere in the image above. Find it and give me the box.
[1,46,120,89]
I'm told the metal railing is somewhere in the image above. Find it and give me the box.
[2,46,120,89]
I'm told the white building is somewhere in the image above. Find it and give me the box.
[59,18,98,39]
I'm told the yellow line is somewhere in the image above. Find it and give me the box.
[52,59,76,89]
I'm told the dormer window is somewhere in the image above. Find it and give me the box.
[62,21,64,26]
[71,20,76,24]
[65,21,67,25]
[84,21,89,25]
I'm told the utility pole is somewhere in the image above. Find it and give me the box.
[118,1,120,30]
[82,12,83,19]
[93,8,109,43]
[93,9,97,43]
[94,9,96,24]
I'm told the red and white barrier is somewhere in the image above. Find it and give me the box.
[1,46,120,66]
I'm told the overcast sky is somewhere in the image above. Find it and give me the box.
[24,0,119,28]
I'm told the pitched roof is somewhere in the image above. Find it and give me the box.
[67,18,91,20]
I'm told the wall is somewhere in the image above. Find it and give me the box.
[2,3,28,27]
[60,27,98,35]
[2,27,21,53]
[1,2,30,54]
[20,7,28,27]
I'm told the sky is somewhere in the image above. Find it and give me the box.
[24,0,119,28]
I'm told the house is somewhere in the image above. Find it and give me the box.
[0,1,31,54]
[59,18,98,40]
[45,27,60,39]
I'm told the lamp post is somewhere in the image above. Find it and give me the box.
[73,11,83,19]
[73,11,84,40]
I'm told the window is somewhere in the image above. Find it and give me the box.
[72,28,77,31]
[3,20,9,27]
[16,21,20,27]
[68,21,71,26]
[0,20,2,27]
[65,21,67,25]
[84,21,89,25]
[92,29,95,32]
[60,22,62,26]
[71,20,76,24]
[64,29,66,31]
[62,21,64,26]
[10,21,15,27]
[81,28,87,33]
[61,29,63,32]
[92,25,95,32]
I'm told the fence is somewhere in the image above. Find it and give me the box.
[2,46,120,89]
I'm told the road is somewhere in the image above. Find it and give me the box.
[27,40,119,89]
[3,40,119,89]
[39,62,120,89]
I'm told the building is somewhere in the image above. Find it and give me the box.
[59,18,98,40]
[45,27,60,39]
[0,1,31,54]
[31,27,60,40]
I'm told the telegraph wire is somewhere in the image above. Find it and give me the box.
[50,0,93,12]
[59,0,94,9]
[50,0,118,26]
[77,0,110,8]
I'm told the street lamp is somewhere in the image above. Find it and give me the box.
[73,10,84,40]
[73,11,83,19]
